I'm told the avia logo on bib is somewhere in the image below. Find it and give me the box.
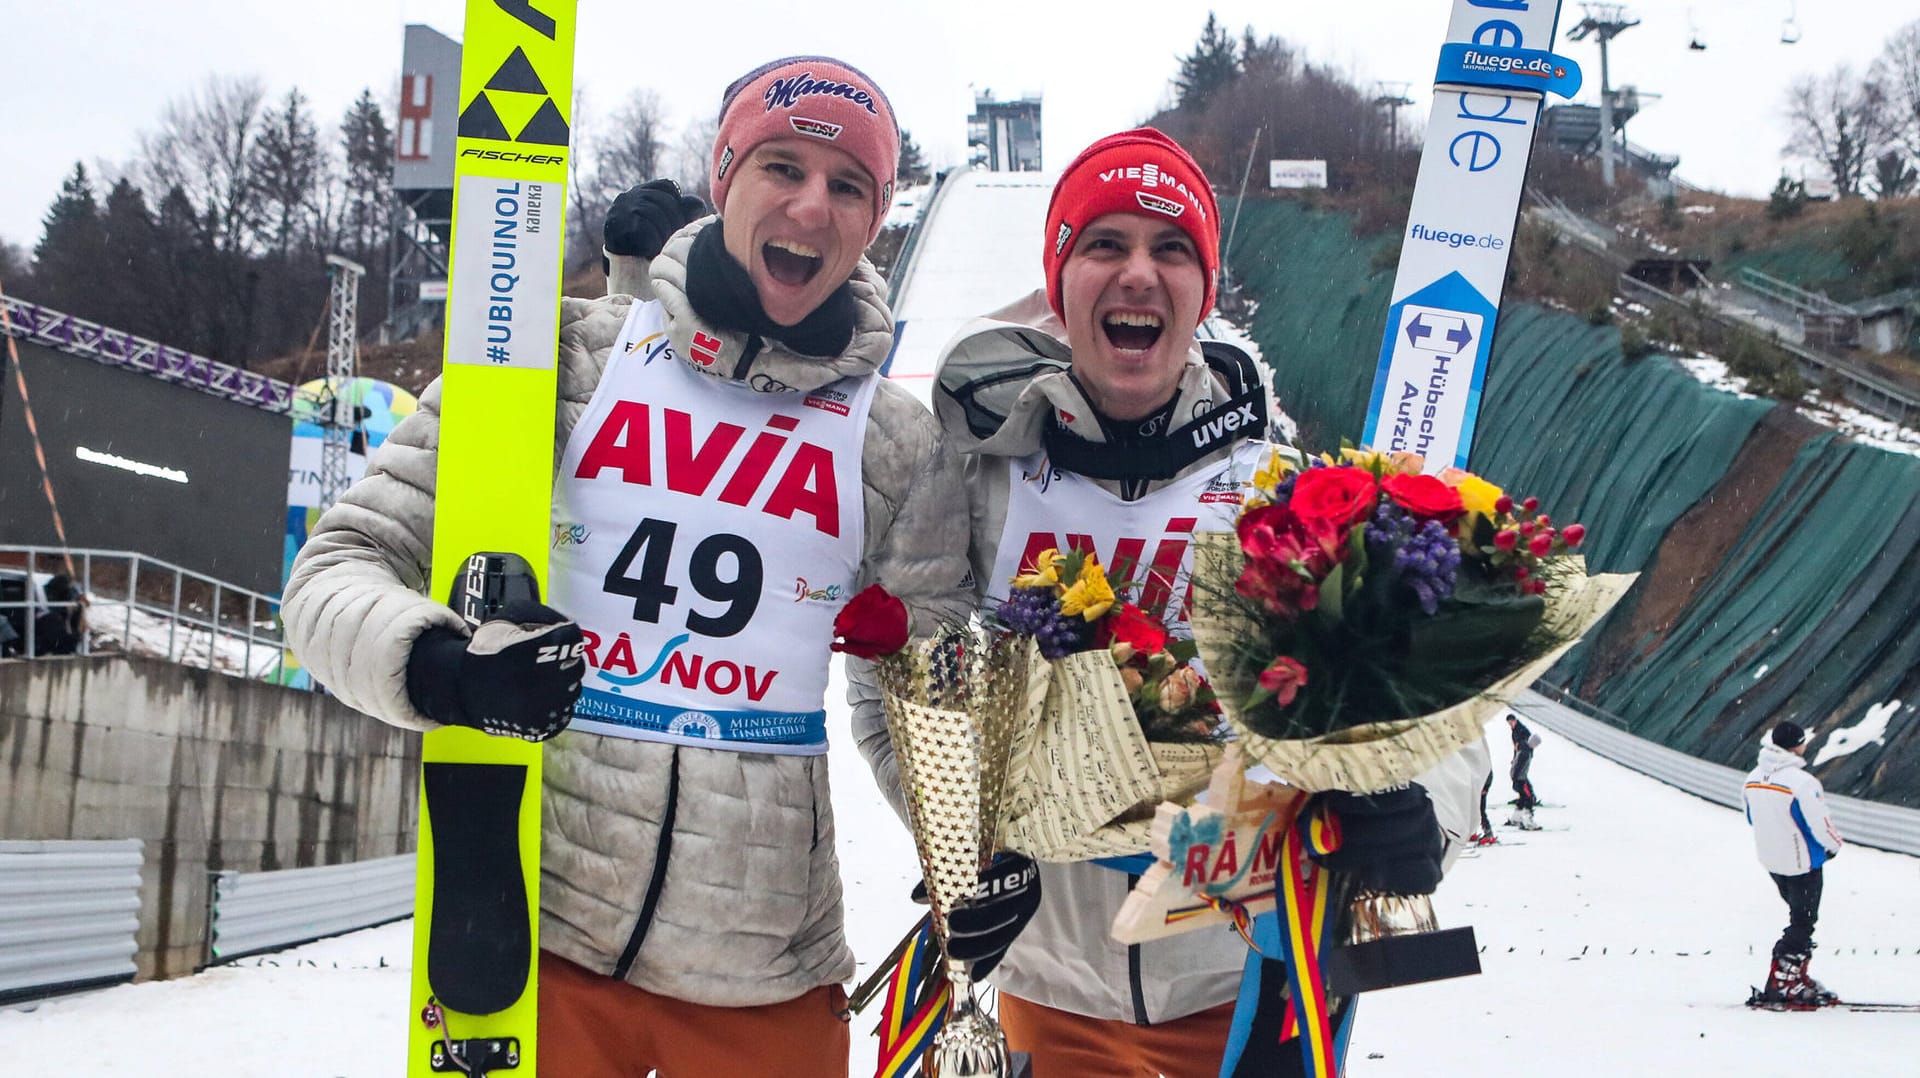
[574,404,842,536]
[583,628,782,703]
[1018,516,1200,616]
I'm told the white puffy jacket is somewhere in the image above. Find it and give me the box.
[284,220,973,1007]
[1744,743,1843,876]
[856,291,1491,1023]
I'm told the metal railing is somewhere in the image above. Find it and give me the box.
[0,840,144,1005]
[1616,275,1920,428]
[207,854,414,963]
[0,294,299,417]
[1517,687,1920,858]
[0,545,294,685]
[1737,267,1856,318]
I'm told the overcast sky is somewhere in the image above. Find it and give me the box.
[4,1,1916,253]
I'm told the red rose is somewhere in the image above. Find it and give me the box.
[830,584,909,659]
[1289,466,1378,529]
[1258,655,1309,706]
[1381,473,1465,522]
[1562,523,1587,547]
[1099,602,1168,655]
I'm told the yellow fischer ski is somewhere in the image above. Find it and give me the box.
[411,2,575,1075]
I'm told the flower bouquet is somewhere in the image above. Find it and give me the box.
[1191,448,1634,790]
[1186,446,1635,992]
[992,548,1228,862]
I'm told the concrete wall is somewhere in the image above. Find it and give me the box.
[0,656,418,980]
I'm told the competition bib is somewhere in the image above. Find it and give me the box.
[550,300,875,753]
[988,441,1269,631]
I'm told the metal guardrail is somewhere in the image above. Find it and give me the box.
[207,853,414,963]
[1516,687,1920,858]
[0,544,295,685]
[1,294,298,416]
[1616,275,1920,428]
[0,840,143,1004]
[1737,267,1856,317]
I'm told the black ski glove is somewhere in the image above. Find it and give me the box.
[1305,784,1445,896]
[405,599,586,741]
[604,179,710,263]
[912,852,1041,979]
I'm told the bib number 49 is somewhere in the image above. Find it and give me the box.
[603,518,763,637]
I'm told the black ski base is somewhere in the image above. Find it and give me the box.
[430,1036,522,1073]
[424,761,532,1015]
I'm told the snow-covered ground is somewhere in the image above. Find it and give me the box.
[6,692,1915,1077]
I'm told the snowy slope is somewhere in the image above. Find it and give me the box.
[885,169,1055,401]
[5,692,1916,1077]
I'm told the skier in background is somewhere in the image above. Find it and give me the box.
[1744,720,1844,1008]
[286,55,973,1077]
[873,127,1489,1077]
[1507,711,1542,829]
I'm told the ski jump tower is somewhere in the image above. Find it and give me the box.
[387,24,461,342]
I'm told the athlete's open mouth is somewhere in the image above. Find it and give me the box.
[1102,311,1163,352]
[763,239,822,287]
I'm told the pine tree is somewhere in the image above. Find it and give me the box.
[100,178,162,336]
[252,88,322,255]
[32,163,109,319]
[1175,13,1240,114]
[898,129,931,185]
[339,88,392,265]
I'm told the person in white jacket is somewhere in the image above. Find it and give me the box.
[1743,720,1844,1006]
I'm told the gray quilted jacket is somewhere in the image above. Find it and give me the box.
[284,219,972,1007]
[853,290,1490,1023]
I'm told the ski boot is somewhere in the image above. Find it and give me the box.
[1799,954,1840,1006]
[1507,807,1541,831]
[1751,952,1823,1010]
[1477,832,1499,846]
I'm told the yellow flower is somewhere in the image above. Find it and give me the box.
[1058,556,1116,621]
[1253,447,1299,493]
[1451,473,1505,517]
[1336,446,1424,476]
[1013,548,1064,590]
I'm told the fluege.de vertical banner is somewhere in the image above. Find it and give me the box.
[1361,0,1581,471]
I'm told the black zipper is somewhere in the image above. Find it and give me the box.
[612,747,680,980]
[1127,871,1150,1025]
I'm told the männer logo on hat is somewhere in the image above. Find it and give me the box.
[763,71,879,115]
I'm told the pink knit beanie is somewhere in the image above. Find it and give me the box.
[710,56,899,244]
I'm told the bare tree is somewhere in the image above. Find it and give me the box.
[568,88,675,269]
[1783,65,1897,198]
[674,116,720,206]
[1872,19,1920,164]
[137,76,268,254]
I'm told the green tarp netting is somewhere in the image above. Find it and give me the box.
[1225,199,1920,804]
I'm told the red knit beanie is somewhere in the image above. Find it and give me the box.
[1043,128,1220,321]
[711,56,899,246]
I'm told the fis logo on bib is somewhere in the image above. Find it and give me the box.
[1020,459,1062,490]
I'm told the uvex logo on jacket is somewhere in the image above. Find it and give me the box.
[1189,402,1259,450]
[574,404,842,536]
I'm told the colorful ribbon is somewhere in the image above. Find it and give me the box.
[873,918,951,1078]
